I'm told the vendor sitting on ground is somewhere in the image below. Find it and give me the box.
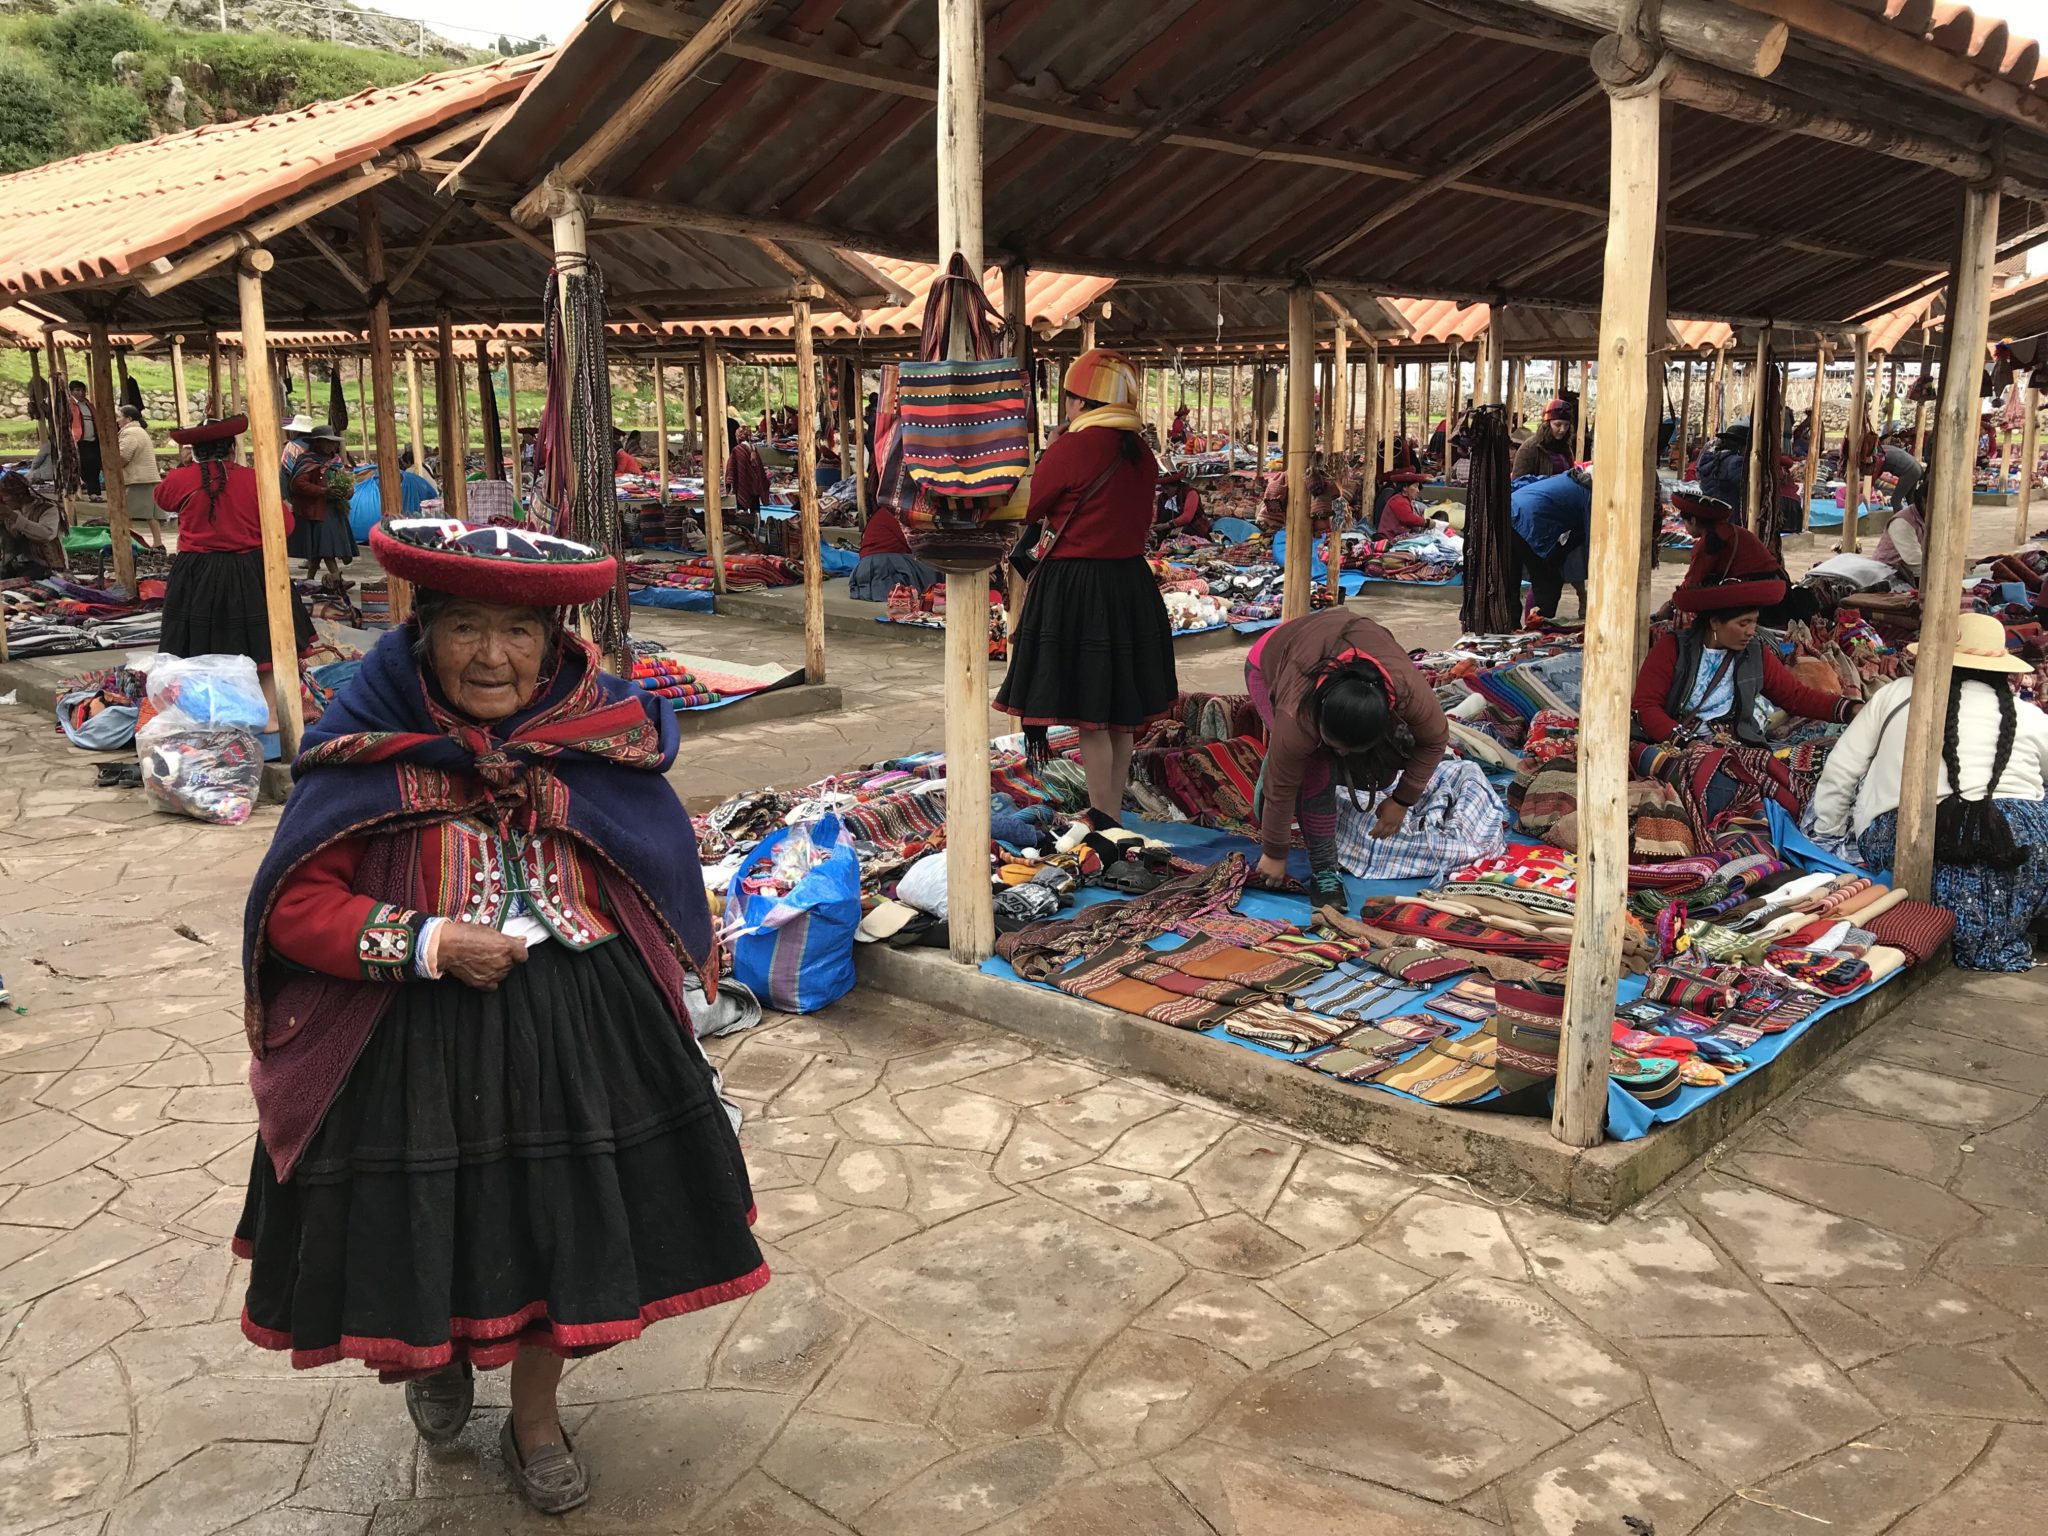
[1374,469,1430,537]
[1510,467,1591,623]
[1245,608,1450,909]
[1154,471,1208,539]
[1169,403,1190,446]
[849,504,942,601]
[613,430,643,476]
[1513,397,1574,479]
[0,471,65,576]
[1633,576,1859,747]
[1873,478,1928,584]
[1811,612,2048,970]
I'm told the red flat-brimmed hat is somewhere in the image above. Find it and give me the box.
[1669,488,1735,524]
[1383,469,1431,485]
[370,518,617,607]
[168,415,246,446]
[1673,575,1787,613]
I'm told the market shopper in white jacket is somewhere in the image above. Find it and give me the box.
[1812,612,2048,969]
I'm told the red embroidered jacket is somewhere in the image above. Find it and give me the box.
[270,817,620,982]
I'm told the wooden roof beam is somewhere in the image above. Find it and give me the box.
[513,0,773,225]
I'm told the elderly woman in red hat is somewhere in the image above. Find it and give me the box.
[999,346,1177,826]
[155,415,314,732]
[233,520,763,1514]
[1513,397,1575,479]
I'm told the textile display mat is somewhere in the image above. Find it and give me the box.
[978,814,1900,1141]
[663,652,804,711]
[1807,496,1879,530]
[629,587,716,613]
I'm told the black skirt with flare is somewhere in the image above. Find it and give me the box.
[234,939,766,1377]
[162,548,314,668]
[996,555,1178,732]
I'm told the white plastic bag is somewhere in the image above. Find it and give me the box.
[143,653,267,733]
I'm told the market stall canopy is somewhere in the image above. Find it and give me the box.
[0,55,899,335]
[453,0,2048,332]
[1082,281,1409,358]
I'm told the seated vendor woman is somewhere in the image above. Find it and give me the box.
[1245,608,1450,908]
[1660,486,1808,624]
[848,503,941,601]
[1374,470,1431,537]
[235,520,764,1516]
[1633,575,1860,745]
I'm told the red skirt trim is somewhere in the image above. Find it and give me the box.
[239,1260,771,1375]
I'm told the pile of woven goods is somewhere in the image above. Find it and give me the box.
[2,574,162,657]
[629,654,722,708]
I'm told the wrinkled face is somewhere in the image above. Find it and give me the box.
[1709,610,1761,651]
[427,601,548,720]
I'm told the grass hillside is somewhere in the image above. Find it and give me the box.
[0,2,487,172]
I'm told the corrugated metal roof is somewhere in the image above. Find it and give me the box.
[453,0,2048,333]
[0,60,541,297]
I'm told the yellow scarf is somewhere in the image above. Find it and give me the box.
[1066,404,1146,435]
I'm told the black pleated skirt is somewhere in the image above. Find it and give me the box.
[161,549,314,667]
[996,555,1178,731]
[286,507,358,562]
[234,940,766,1377]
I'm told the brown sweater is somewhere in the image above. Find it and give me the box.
[1249,610,1449,859]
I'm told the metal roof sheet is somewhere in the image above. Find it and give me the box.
[0,60,542,298]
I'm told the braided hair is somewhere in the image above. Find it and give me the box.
[1935,674,2027,869]
[189,436,234,528]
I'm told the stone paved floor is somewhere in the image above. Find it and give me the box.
[3,523,2047,1531]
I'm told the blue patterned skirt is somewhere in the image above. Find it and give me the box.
[1858,799,2048,970]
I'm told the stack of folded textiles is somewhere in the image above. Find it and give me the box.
[630,657,722,707]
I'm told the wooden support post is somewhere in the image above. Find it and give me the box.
[355,359,370,464]
[938,0,994,967]
[1996,401,2017,500]
[1745,329,1769,528]
[1882,358,1899,432]
[405,353,428,481]
[1839,330,1869,553]
[504,343,521,499]
[87,322,135,596]
[850,362,869,526]
[435,313,467,521]
[1282,284,1315,621]
[1674,358,1692,470]
[1079,316,1096,351]
[1329,320,1349,454]
[2017,385,2041,546]
[792,302,826,685]
[1897,183,2000,902]
[653,355,671,504]
[1708,341,1728,432]
[1575,360,1590,461]
[700,340,728,591]
[1398,362,1409,465]
[1554,69,1663,1152]
[357,192,402,549]
[1912,323,1932,459]
[235,249,306,759]
[229,352,247,463]
[1801,343,1829,546]
[169,337,191,430]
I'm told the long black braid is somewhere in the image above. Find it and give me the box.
[1934,674,2027,869]
[190,438,234,531]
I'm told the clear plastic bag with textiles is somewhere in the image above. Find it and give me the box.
[135,654,267,825]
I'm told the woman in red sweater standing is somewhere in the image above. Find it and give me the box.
[155,416,314,729]
[997,348,1177,827]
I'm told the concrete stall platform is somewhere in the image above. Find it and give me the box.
[856,940,1947,1220]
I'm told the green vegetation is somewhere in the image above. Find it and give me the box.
[0,3,478,169]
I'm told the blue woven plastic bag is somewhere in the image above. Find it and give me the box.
[724,813,862,1013]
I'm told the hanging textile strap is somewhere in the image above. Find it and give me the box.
[918,252,1009,363]
[535,256,626,663]
[479,354,504,483]
[1753,359,1786,553]
[1460,404,1519,635]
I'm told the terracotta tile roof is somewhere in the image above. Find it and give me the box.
[0,58,539,298]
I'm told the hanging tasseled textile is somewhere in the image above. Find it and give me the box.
[479,355,505,481]
[118,354,144,422]
[1460,404,1518,634]
[327,366,349,434]
[1753,355,1786,554]
[535,256,627,662]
